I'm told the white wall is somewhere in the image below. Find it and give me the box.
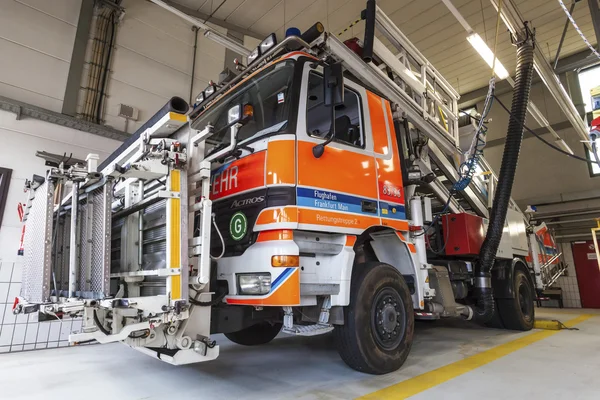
[0,109,120,352]
[556,243,582,308]
[0,0,81,112]
[0,0,227,134]
[82,0,227,133]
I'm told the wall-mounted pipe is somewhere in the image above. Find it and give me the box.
[532,208,600,220]
[545,218,598,225]
[189,27,199,105]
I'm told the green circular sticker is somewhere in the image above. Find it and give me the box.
[229,212,248,241]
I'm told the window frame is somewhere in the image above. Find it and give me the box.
[305,71,367,150]
[196,60,297,149]
[0,167,12,227]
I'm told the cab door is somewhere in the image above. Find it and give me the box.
[296,64,381,234]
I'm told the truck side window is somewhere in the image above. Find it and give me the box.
[306,71,365,148]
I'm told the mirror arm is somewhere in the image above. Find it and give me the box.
[312,105,335,159]
[204,124,240,163]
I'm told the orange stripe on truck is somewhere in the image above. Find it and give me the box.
[297,141,378,200]
[256,207,298,225]
[226,268,300,306]
[256,229,294,242]
[298,208,381,230]
[367,91,390,156]
[345,235,357,247]
[381,218,409,231]
[266,140,295,185]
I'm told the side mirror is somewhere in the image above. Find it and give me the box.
[323,63,344,107]
[313,63,344,159]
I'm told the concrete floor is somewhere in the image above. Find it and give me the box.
[1,308,598,400]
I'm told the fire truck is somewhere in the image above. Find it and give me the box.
[14,1,564,374]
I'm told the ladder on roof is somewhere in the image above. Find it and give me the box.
[318,3,520,219]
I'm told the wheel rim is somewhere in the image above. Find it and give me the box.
[518,280,533,321]
[371,287,406,350]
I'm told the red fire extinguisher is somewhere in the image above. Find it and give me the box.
[17,203,25,256]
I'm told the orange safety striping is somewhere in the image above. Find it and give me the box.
[381,218,410,231]
[396,231,407,241]
[281,51,318,61]
[210,151,265,201]
[345,235,357,247]
[256,229,294,242]
[367,91,389,156]
[376,99,406,206]
[297,141,378,199]
[298,207,381,230]
[226,268,300,306]
[256,206,298,225]
[266,140,295,185]
[395,231,415,252]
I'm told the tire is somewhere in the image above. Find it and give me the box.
[224,322,282,346]
[334,262,414,375]
[496,268,535,331]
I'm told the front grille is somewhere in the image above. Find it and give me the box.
[208,186,295,257]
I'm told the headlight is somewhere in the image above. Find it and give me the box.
[260,33,277,54]
[204,84,216,97]
[247,47,260,65]
[228,104,241,124]
[238,274,271,295]
[195,91,205,104]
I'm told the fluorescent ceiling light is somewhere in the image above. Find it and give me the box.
[466,33,509,80]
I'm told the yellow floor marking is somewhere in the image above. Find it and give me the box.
[359,314,595,400]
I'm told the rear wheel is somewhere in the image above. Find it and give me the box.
[496,268,535,331]
[224,322,282,346]
[334,262,414,375]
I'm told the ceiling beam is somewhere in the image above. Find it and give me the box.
[459,48,600,108]
[589,0,600,51]
[161,0,263,40]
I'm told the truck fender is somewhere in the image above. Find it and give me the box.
[491,257,535,299]
[358,229,420,308]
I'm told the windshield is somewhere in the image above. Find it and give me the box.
[194,60,295,151]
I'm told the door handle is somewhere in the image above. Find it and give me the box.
[361,200,377,213]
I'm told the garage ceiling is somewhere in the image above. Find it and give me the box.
[170,0,597,95]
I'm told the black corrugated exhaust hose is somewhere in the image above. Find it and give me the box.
[361,0,376,63]
[98,96,189,171]
[471,36,535,323]
[301,22,325,45]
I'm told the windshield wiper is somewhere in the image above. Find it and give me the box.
[216,143,254,164]
[206,143,229,158]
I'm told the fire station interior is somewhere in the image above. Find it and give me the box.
[1,0,600,399]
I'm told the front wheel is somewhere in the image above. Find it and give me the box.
[224,322,282,346]
[334,262,414,375]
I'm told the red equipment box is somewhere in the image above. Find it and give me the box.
[441,213,486,256]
